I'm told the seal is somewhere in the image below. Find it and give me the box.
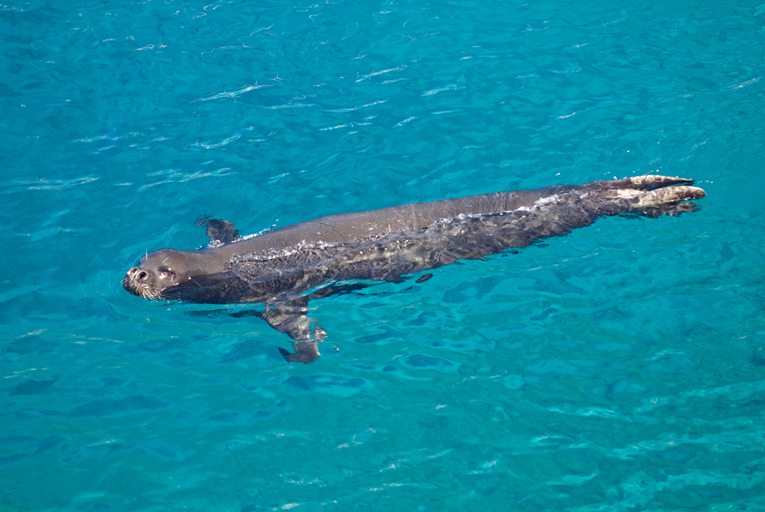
[123,175,705,363]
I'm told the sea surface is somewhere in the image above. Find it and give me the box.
[2,0,765,510]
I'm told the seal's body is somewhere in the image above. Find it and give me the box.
[123,175,705,363]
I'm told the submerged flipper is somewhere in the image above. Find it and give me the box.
[255,300,326,364]
[203,218,240,245]
[229,285,371,364]
[278,342,322,365]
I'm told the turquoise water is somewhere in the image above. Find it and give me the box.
[2,0,765,509]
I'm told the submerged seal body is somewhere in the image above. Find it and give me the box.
[123,175,705,363]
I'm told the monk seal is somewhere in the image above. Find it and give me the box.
[123,175,705,363]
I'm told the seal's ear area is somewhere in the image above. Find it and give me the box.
[204,219,240,245]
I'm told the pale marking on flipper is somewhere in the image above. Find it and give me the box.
[625,175,694,188]
[614,186,706,208]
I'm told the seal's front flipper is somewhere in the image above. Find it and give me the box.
[278,342,321,364]
[255,300,326,364]
[203,219,240,245]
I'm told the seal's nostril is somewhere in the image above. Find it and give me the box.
[138,271,148,280]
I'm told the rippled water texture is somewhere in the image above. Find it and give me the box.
[2,0,765,510]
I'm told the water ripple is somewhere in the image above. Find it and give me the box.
[138,168,232,190]
[193,84,271,102]
[8,176,99,192]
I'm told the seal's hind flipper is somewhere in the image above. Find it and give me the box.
[595,183,705,218]
[596,174,693,190]
[204,219,240,244]
[637,202,702,218]
[630,185,706,208]
[255,300,326,364]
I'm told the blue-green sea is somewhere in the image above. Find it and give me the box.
[2,0,765,510]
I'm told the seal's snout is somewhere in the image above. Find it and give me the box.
[127,267,148,281]
[123,266,162,299]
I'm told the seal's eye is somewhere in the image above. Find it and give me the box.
[159,270,176,281]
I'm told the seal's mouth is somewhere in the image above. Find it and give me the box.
[122,267,163,300]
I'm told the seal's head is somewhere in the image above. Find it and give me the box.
[123,249,217,300]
